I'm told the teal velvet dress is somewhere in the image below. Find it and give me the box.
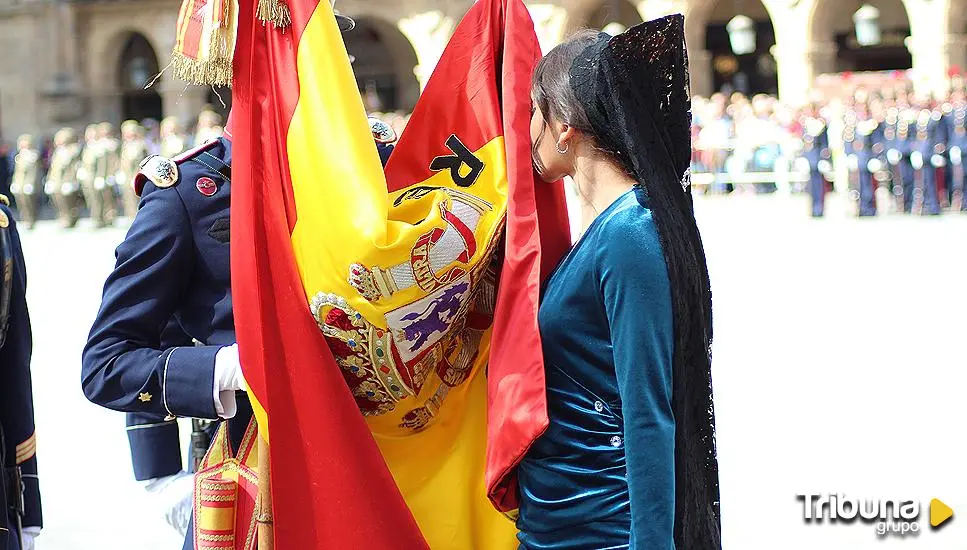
[516,188,676,550]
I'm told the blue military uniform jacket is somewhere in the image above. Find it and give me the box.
[0,202,42,550]
[84,124,395,481]
[82,137,236,424]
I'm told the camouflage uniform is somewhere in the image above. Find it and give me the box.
[9,135,42,229]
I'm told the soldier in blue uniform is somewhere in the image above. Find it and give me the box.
[883,106,907,212]
[81,122,245,550]
[800,104,830,217]
[82,115,393,548]
[943,90,967,211]
[843,101,880,217]
[0,196,43,550]
[909,106,944,215]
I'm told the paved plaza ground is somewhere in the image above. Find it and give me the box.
[17,193,967,549]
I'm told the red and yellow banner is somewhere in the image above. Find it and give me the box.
[231,0,570,546]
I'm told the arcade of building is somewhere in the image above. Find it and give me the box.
[2,0,967,137]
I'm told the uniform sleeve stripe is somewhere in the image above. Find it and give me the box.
[15,433,37,464]
[125,421,178,431]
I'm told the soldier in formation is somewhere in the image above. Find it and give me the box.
[9,135,42,230]
[5,112,218,229]
[799,85,967,217]
[45,128,82,228]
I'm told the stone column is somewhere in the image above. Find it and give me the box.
[527,3,569,54]
[690,49,714,97]
[398,10,455,91]
[40,1,86,128]
[906,1,948,98]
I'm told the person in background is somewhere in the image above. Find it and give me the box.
[0,143,12,199]
[141,118,161,156]
[78,124,103,226]
[193,109,223,146]
[9,136,42,229]
[801,104,831,217]
[118,120,149,219]
[0,195,43,550]
[93,122,121,226]
[45,128,82,229]
[945,88,967,211]
[160,117,187,158]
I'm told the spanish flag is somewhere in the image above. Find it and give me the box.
[231,0,570,547]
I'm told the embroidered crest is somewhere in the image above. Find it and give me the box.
[0,210,7,228]
[312,243,499,430]
[196,176,217,196]
[386,278,470,362]
[348,193,493,302]
[369,116,397,144]
[138,155,179,189]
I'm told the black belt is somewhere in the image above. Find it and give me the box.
[2,465,23,517]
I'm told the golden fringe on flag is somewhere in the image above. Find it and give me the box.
[170,0,288,88]
[171,0,238,87]
[256,0,290,28]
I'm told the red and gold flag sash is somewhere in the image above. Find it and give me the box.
[193,420,260,550]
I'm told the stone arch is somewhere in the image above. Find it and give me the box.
[563,0,645,34]
[686,0,779,96]
[344,16,421,112]
[83,17,173,124]
[117,32,163,122]
[807,0,913,74]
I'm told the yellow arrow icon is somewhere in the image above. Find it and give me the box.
[930,498,953,528]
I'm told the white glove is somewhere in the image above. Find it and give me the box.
[143,471,194,537]
[21,526,40,550]
[213,343,247,419]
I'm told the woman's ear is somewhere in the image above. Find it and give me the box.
[557,124,576,152]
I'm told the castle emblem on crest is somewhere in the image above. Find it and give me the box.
[347,190,493,302]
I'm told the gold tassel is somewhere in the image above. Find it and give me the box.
[256,0,275,23]
[256,0,290,28]
[274,1,290,28]
[171,50,233,88]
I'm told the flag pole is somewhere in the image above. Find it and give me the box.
[257,424,274,550]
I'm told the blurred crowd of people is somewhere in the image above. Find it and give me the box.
[692,85,967,217]
[691,93,801,194]
[0,109,225,229]
[3,90,966,227]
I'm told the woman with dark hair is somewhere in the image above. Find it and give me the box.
[517,15,721,549]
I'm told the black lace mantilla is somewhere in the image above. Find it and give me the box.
[569,14,722,550]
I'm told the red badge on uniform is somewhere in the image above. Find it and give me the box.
[196,177,217,196]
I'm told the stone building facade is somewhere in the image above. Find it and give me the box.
[1,0,965,138]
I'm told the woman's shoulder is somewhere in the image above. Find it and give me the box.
[595,190,659,242]
[592,189,665,272]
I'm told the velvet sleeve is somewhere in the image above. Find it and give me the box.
[597,206,676,550]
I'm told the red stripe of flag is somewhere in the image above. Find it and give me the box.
[231,0,428,547]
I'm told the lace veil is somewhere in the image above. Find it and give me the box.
[569,15,722,549]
